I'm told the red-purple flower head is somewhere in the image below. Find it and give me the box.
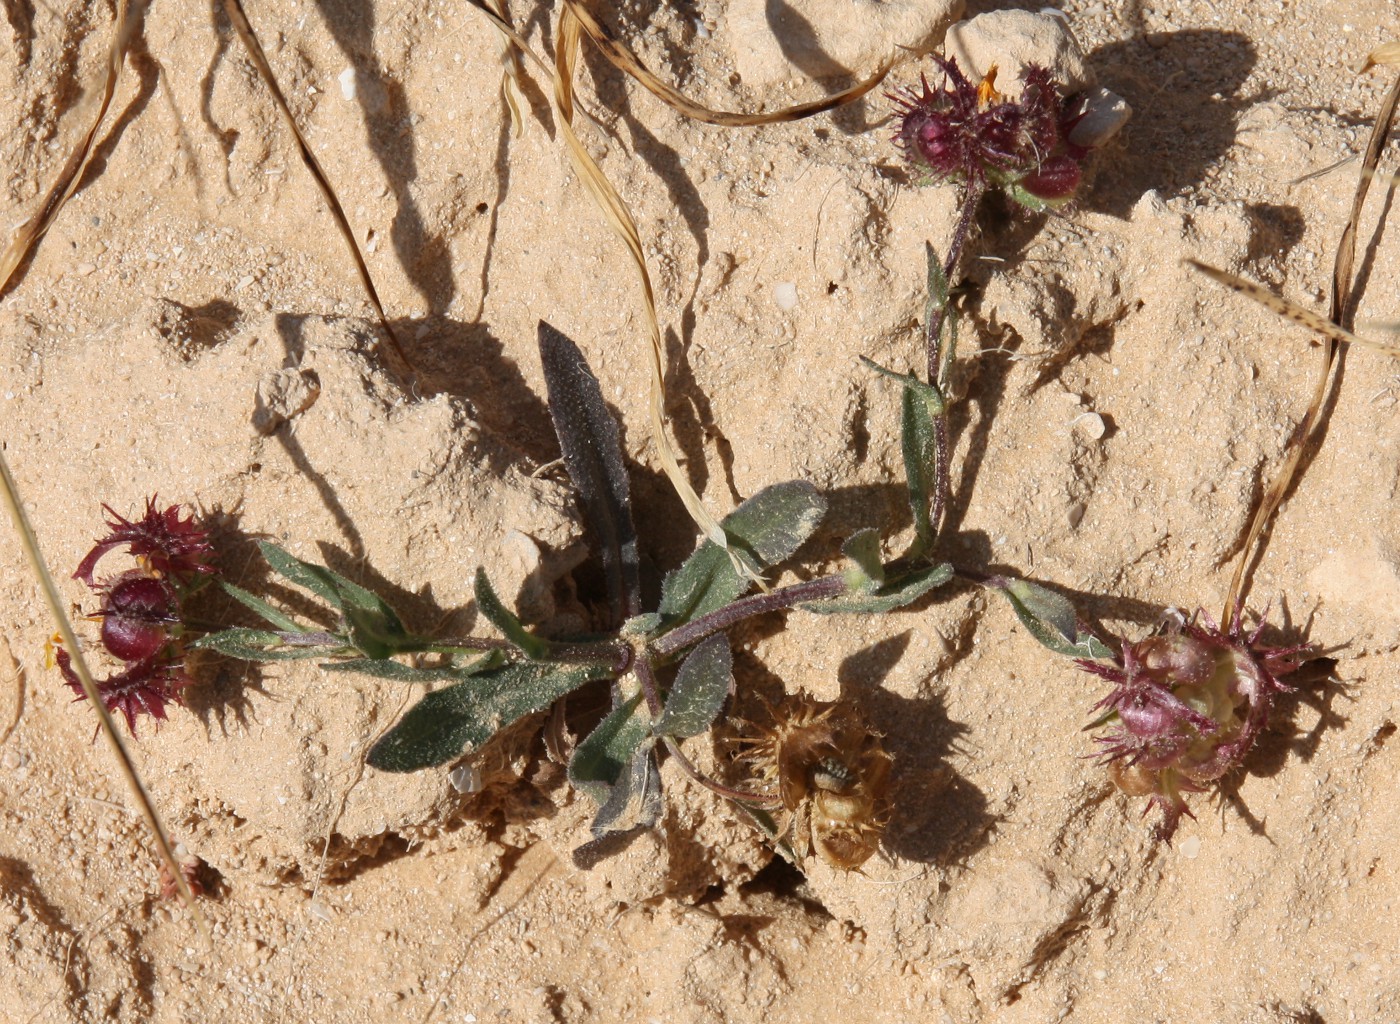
[1078,609,1308,841]
[56,498,216,735]
[74,496,216,586]
[890,56,1089,209]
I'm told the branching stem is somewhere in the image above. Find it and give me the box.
[648,575,848,658]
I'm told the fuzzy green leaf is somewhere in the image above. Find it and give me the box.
[802,562,954,614]
[258,541,344,608]
[319,659,467,683]
[901,384,939,556]
[474,568,552,659]
[658,481,826,626]
[988,576,1115,659]
[191,627,343,661]
[569,691,652,805]
[840,529,886,592]
[655,634,732,738]
[367,661,609,772]
[589,740,662,838]
[218,580,303,631]
[539,321,641,627]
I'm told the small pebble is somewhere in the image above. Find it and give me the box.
[339,68,357,101]
[772,281,798,311]
[1178,835,1201,859]
[1072,411,1107,440]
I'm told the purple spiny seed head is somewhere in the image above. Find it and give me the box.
[889,56,1091,210]
[74,497,216,586]
[1079,610,1306,842]
[55,646,191,736]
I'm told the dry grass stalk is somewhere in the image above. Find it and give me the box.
[0,454,208,938]
[1213,52,1400,620]
[0,0,137,299]
[222,0,412,376]
[551,9,738,563]
[487,0,526,136]
[559,0,899,126]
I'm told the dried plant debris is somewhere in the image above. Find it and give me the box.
[735,692,893,870]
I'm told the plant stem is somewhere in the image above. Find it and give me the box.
[926,181,980,537]
[649,575,848,658]
[633,654,664,717]
[661,735,783,809]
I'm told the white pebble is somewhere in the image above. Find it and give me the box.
[772,281,798,311]
[339,68,357,101]
[1178,835,1201,859]
[448,764,482,794]
[1072,411,1106,441]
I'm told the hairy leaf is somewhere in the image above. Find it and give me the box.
[218,580,303,631]
[658,481,826,625]
[569,691,652,804]
[320,659,467,683]
[901,384,939,556]
[367,661,609,772]
[655,634,732,738]
[988,576,1115,659]
[589,740,662,838]
[539,321,640,626]
[840,529,886,592]
[258,541,345,607]
[191,627,341,661]
[474,568,552,659]
[802,562,953,614]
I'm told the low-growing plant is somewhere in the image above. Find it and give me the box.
[194,320,961,866]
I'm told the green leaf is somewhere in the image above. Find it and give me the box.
[539,321,641,627]
[802,562,954,614]
[588,741,662,838]
[859,357,945,413]
[367,661,609,772]
[258,541,344,608]
[569,691,652,805]
[840,529,885,592]
[900,384,938,557]
[474,568,552,660]
[987,576,1115,659]
[658,481,826,626]
[655,634,732,738]
[621,612,663,636]
[218,580,303,631]
[191,627,342,661]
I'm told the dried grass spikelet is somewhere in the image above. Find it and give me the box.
[739,692,893,870]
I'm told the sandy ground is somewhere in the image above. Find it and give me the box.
[1,0,1399,1021]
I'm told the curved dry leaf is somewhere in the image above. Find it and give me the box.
[1186,260,1399,355]
[1360,41,1400,73]
[0,0,137,298]
[560,0,899,126]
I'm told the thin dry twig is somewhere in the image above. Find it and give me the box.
[221,0,412,377]
[1212,49,1400,619]
[0,452,208,942]
[551,9,737,561]
[0,0,137,299]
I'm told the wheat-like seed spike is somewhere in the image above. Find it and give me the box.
[1185,259,1400,355]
